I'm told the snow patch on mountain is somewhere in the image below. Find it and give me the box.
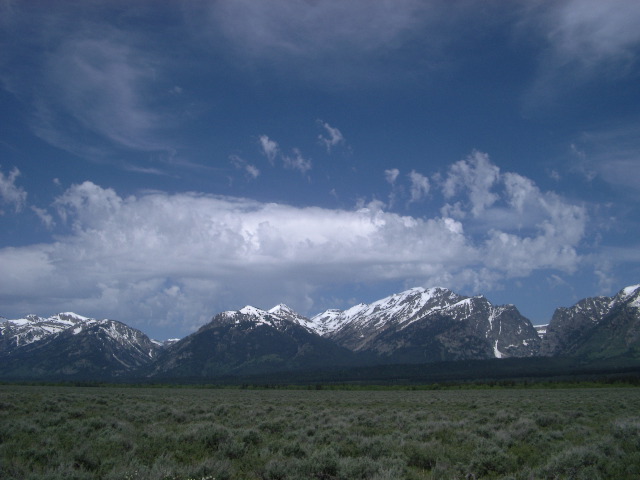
[618,284,640,308]
[0,312,97,348]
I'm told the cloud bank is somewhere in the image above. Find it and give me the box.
[0,153,587,336]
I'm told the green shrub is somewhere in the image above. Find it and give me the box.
[1,385,639,480]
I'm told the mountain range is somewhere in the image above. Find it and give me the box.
[1,284,639,381]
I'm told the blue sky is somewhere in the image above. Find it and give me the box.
[1,0,639,340]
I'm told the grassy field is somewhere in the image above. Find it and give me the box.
[1,385,639,479]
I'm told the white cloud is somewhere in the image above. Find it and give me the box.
[408,170,430,204]
[542,0,640,70]
[33,34,174,161]
[0,155,589,336]
[0,166,27,213]
[199,0,450,87]
[31,206,55,229]
[570,124,640,192]
[259,135,279,165]
[230,154,260,180]
[318,120,345,152]
[283,148,312,174]
[384,168,401,208]
[0,5,182,165]
[207,0,427,58]
[384,168,400,185]
[522,0,640,105]
[441,151,500,217]
[45,36,162,150]
[258,136,312,174]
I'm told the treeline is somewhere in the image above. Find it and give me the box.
[3,355,640,390]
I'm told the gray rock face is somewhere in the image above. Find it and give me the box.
[540,285,640,357]
[540,296,611,356]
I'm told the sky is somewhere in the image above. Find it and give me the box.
[1,0,640,340]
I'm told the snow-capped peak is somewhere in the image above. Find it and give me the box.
[57,312,91,321]
[268,303,295,315]
[621,284,640,297]
[239,305,268,317]
[617,284,640,309]
[308,286,465,336]
[0,312,100,348]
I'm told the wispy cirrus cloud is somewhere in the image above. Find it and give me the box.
[569,123,640,194]
[283,149,312,175]
[408,170,430,204]
[317,120,345,153]
[540,0,640,71]
[0,166,27,214]
[259,135,312,175]
[0,4,184,167]
[230,155,260,180]
[195,0,453,87]
[521,0,640,106]
[259,135,280,165]
[384,168,400,185]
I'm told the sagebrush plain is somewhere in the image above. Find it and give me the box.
[1,385,639,479]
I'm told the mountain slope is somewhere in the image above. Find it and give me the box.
[3,284,639,381]
[0,312,92,355]
[311,287,540,361]
[0,314,160,380]
[149,306,359,378]
[542,285,640,359]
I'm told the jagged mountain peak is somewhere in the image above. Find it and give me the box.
[213,305,297,334]
[540,283,640,356]
[211,304,321,336]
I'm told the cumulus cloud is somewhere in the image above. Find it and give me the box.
[0,166,27,213]
[0,154,589,336]
[442,151,500,217]
[439,151,587,276]
[318,120,345,152]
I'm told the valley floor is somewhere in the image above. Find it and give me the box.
[1,385,639,479]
